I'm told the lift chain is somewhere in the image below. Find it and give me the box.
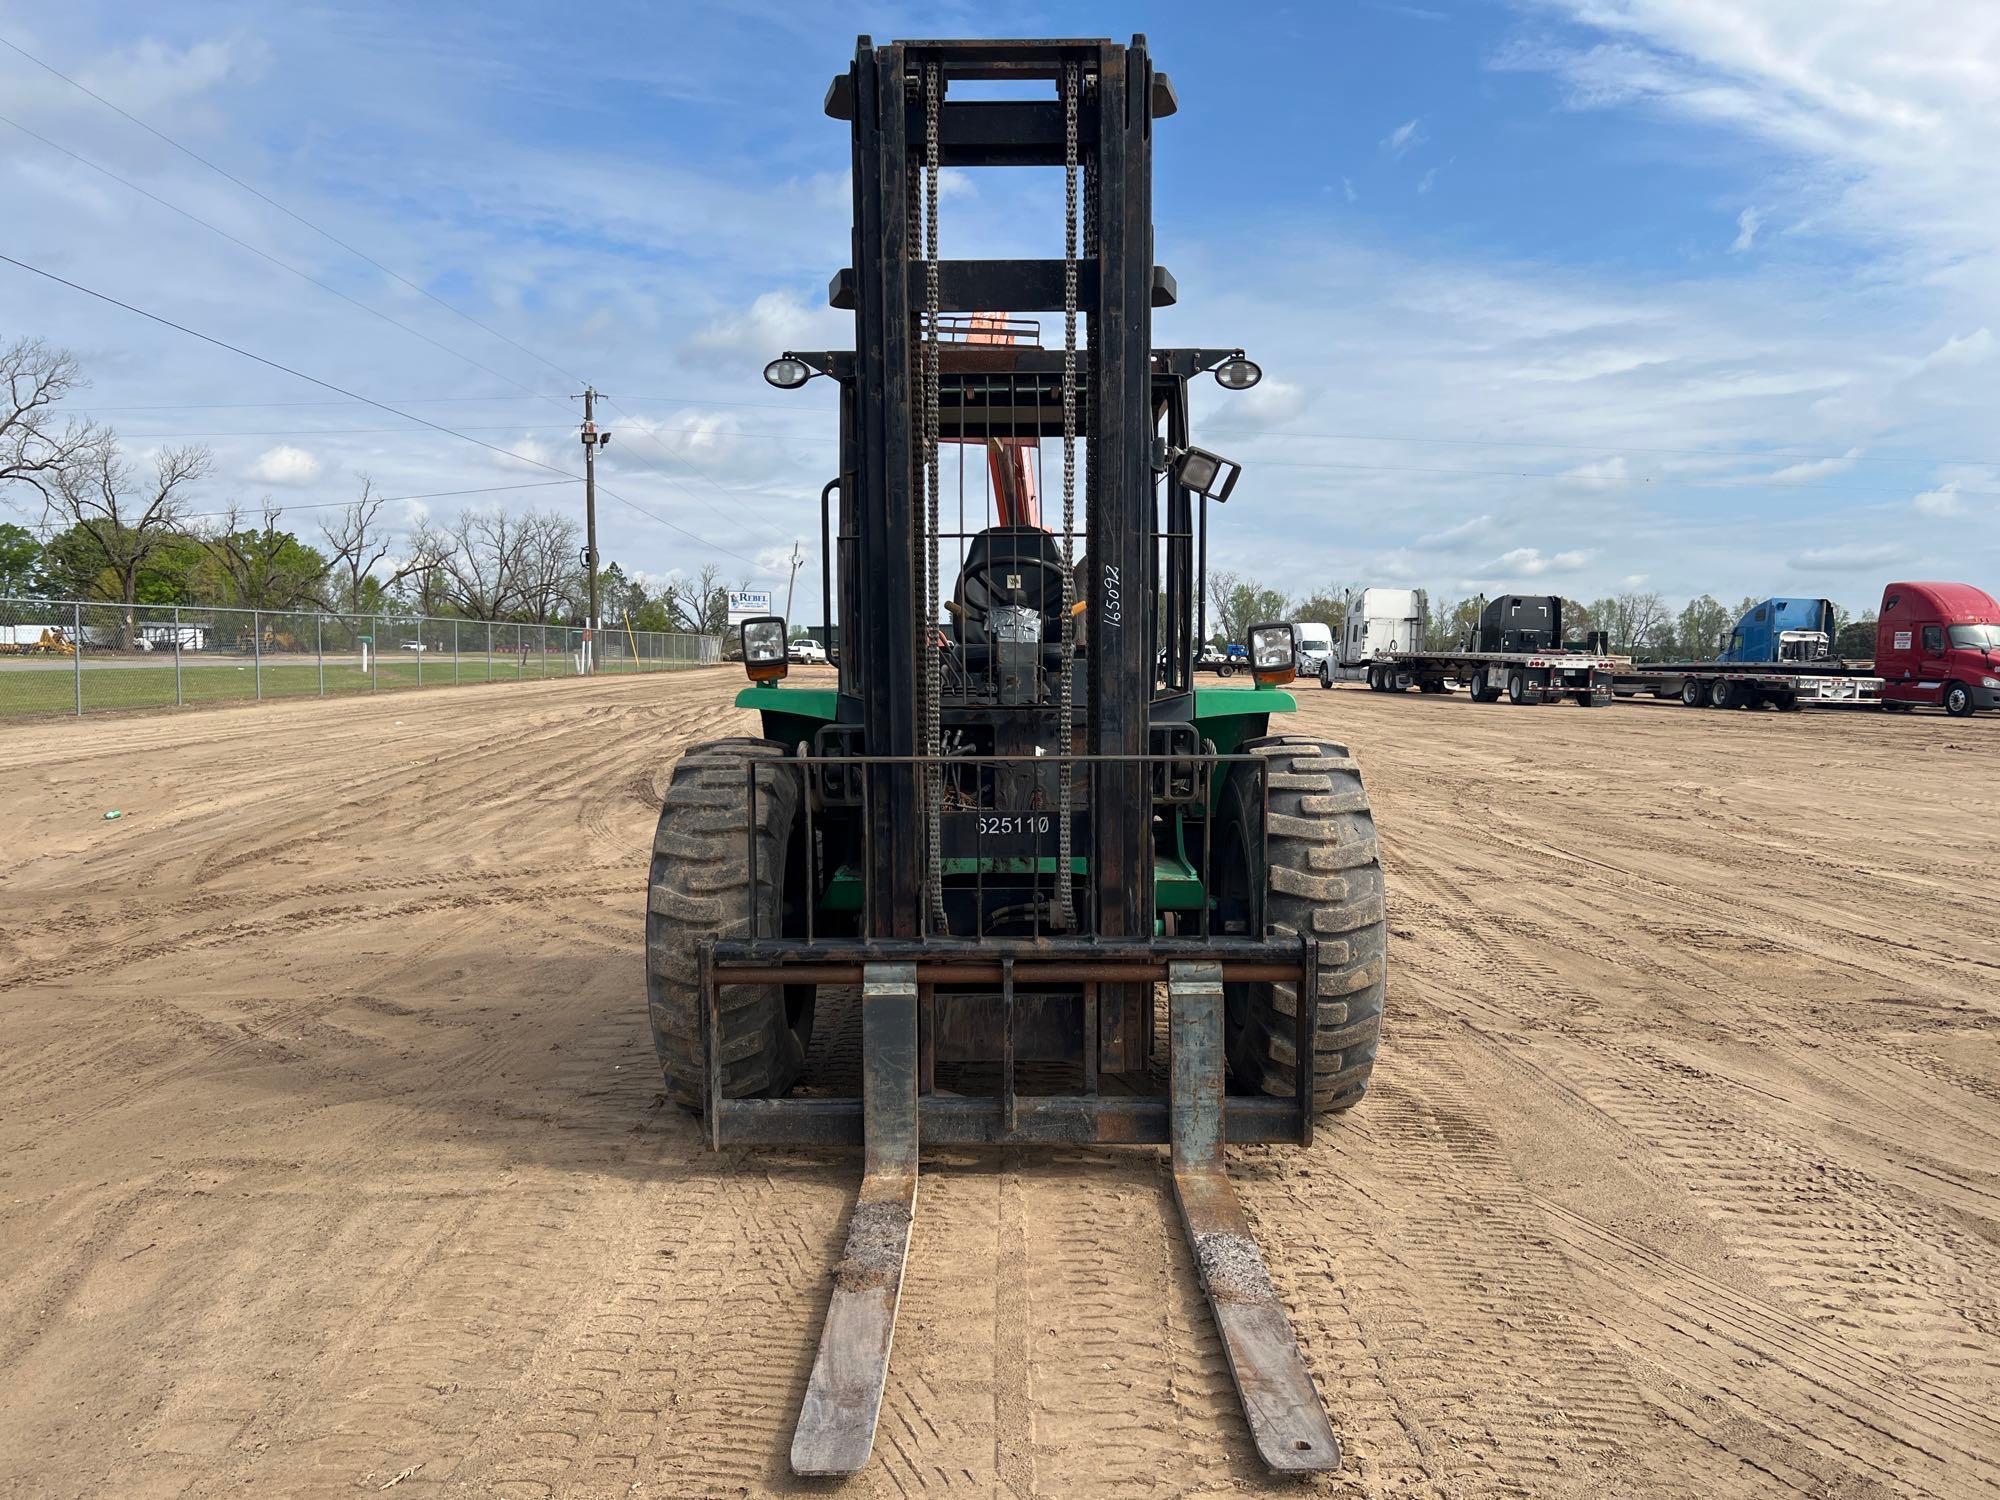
[1056,61,1079,931]
[922,62,947,930]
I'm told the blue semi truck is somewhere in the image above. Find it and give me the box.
[1618,596,1882,709]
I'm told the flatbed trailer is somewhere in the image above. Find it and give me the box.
[1325,649,1621,706]
[1616,659,1884,710]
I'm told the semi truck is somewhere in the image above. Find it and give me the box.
[1624,582,2000,715]
[1875,580,2000,716]
[1318,591,1619,706]
[1617,596,1884,710]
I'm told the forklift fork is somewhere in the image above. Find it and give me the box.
[1168,960,1340,1473]
[786,959,1339,1476]
[791,964,919,1477]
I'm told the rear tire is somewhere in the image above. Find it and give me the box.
[1681,679,1703,707]
[1710,679,1736,710]
[1215,736,1387,1115]
[645,737,813,1111]
[1507,672,1528,705]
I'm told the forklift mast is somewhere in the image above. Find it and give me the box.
[835,36,1162,949]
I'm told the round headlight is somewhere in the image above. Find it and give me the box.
[1214,357,1262,391]
[763,357,812,390]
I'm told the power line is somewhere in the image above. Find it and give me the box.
[176,479,574,522]
[1202,424,1992,471]
[0,110,565,406]
[0,30,586,392]
[0,252,768,570]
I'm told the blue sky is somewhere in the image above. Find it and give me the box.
[3,0,1996,624]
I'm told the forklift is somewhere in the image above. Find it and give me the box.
[645,36,1387,1477]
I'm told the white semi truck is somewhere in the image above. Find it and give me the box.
[1316,588,1427,682]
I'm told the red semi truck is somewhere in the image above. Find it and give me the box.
[1875,581,2000,716]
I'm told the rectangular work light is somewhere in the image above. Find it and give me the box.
[1173,445,1241,502]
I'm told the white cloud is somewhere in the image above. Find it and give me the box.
[1342,176,1358,203]
[1419,513,1503,551]
[248,444,322,484]
[1911,482,1964,517]
[1382,118,1425,157]
[1470,546,1596,579]
[1560,455,1628,485]
[493,435,557,473]
[1917,327,1995,372]
[1789,542,1908,572]
[1503,5,2000,304]
[1760,447,1864,485]
[687,289,849,362]
[1730,206,1763,254]
[1417,167,1439,195]
[1621,574,1649,588]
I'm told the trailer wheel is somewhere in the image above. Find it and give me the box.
[645,736,814,1111]
[1213,737,1386,1116]
[1681,679,1703,707]
[1944,681,1975,717]
[1775,693,1802,712]
[1709,679,1737,710]
[1507,671,1528,704]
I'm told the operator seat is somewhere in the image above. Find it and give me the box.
[950,525,1078,674]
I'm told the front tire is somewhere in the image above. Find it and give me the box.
[1214,737,1387,1115]
[1944,682,1975,717]
[645,737,814,1111]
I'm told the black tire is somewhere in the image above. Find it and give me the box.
[1775,693,1802,713]
[1709,678,1736,710]
[1507,671,1528,705]
[1319,660,1333,689]
[1214,736,1387,1115]
[1216,662,1235,679]
[646,737,814,1110]
[1681,679,1703,707]
[1944,682,1975,717]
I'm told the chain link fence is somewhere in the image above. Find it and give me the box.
[0,597,721,720]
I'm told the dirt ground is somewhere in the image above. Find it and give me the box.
[2,670,1996,1499]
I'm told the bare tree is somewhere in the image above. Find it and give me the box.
[45,441,210,644]
[318,476,438,613]
[2,337,107,505]
[1206,569,1290,647]
[425,509,527,619]
[514,508,583,624]
[201,500,328,611]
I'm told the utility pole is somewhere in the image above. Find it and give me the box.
[574,386,610,672]
[783,539,803,632]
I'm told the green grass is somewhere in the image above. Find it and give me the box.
[0,652,707,720]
